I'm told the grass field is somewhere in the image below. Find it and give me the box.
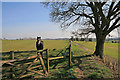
[2,40,69,60]
[2,40,119,79]
[74,41,119,59]
[2,40,69,52]
[2,40,119,59]
[2,40,118,58]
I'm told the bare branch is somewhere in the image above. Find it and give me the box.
[111,11,120,20]
[42,2,120,37]
[79,30,95,35]
[105,17,120,35]
[101,2,106,7]
[60,16,80,29]
[107,2,115,19]
[112,1,120,12]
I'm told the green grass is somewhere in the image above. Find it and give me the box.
[71,43,90,56]
[2,40,117,79]
[75,41,96,51]
[2,40,69,52]
[2,40,36,52]
[2,40,69,60]
[2,40,119,59]
[74,41,118,59]
[72,56,114,78]
[82,59,114,78]
[104,42,118,47]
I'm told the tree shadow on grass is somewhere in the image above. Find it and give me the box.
[72,54,93,67]
[73,54,93,59]
[2,51,94,79]
[47,54,94,78]
[48,68,77,78]
[49,54,93,70]
[48,58,77,78]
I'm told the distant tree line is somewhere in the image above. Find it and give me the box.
[70,36,95,42]
[70,36,120,43]
[16,37,36,40]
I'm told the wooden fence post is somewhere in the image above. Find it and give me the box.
[46,49,49,72]
[10,51,14,59]
[69,44,72,68]
[37,52,47,75]
[10,51,14,78]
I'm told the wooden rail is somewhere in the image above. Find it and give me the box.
[49,56,64,60]
[2,42,72,79]
[2,56,37,65]
[46,42,72,71]
[2,49,48,79]
[2,49,47,64]
[2,49,47,54]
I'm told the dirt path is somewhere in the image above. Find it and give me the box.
[72,41,94,53]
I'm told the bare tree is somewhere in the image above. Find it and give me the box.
[42,1,120,59]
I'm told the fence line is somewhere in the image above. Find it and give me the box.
[2,43,72,79]
[2,49,48,79]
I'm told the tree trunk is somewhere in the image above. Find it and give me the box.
[93,33,106,59]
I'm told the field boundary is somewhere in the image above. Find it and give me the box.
[2,49,48,79]
[2,42,72,79]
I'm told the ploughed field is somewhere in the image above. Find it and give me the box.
[1,40,119,78]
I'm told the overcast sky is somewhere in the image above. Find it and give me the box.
[2,2,119,39]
